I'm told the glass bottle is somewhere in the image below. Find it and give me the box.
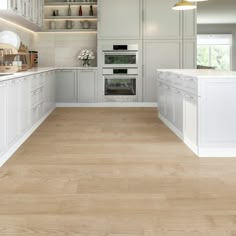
[79,6,83,16]
[89,5,93,16]
[68,4,71,16]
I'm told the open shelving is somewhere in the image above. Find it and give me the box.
[43,0,98,32]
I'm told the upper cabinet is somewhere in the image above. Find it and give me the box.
[0,0,43,31]
[143,0,182,39]
[98,0,142,39]
[183,10,197,39]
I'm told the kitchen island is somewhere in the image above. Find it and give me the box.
[157,69,236,157]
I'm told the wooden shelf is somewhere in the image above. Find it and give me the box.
[44,16,97,20]
[44,2,97,6]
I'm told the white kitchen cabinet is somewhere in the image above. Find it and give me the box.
[165,86,174,124]
[183,40,196,69]
[173,88,183,133]
[7,79,20,146]
[157,82,166,117]
[144,40,182,102]
[0,0,43,31]
[77,70,97,103]
[183,93,198,148]
[19,76,31,134]
[0,81,7,154]
[143,0,181,39]
[56,70,77,103]
[45,71,56,111]
[183,10,196,39]
[99,0,142,39]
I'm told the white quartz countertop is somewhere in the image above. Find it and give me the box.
[157,69,236,78]
[0,67,98,82]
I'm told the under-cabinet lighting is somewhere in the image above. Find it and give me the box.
[0,18,37,34]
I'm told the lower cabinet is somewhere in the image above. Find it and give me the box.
[55,69,97,103]
[19,76,31,133]
[56,70,77,103]
[7,79,20,146]
[0,71,56,166]
[183,93,198,147]
[157,80,197,142]
[173,88,183,133]
[0,81,7,154]
[78,70,96,103]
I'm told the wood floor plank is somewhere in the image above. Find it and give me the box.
[1,108,236,235]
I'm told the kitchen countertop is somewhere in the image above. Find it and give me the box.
[157,69,236,78]
[0,67,98,82]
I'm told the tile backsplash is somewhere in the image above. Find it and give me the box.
[0,19,97,67]
[33,33,97,67]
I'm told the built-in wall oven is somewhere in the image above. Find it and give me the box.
[103,68,138,102]
[102,44,138,68]
[102,44,140,102]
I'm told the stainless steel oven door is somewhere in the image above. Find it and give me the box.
[103,75,138,102]
[102,52,138,68]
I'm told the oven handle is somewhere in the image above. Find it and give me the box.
[103,51,138,56]
[103,75,138,79]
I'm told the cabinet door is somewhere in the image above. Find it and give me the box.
[183,93,198,147]
[19,77,31,134]
[183,10,196,39]
[56,70,77,103]
[144,41,181,102]
[173,88,183,133]
[166,86,174,124]
[183,40,196,69]
[99,0,142,39]
[78,70,96,103]
[157,82,166,117]
[143,0,181,39]
[0,82,7,154]
[7,79,20,145]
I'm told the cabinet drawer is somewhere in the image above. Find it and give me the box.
[31,87,44,107]
[31,102,44,124]
[183,76,198,95]
[173,74,183,88]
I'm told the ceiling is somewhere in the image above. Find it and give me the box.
[197,0,236,24]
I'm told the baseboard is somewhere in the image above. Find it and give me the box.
[198,148,236,158]
[56,102,157,108]
[0,107,55,167]
[159,113,183,140]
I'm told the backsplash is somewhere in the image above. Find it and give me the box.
[33,33,97,67]
[0,19,35,50]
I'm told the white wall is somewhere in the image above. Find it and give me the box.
[33,33,97,67]
[0,18,35,49]
[197,24,236,71]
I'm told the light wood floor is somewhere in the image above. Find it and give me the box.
[1,108,236,235]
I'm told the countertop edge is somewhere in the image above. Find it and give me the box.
[0,67,98,82]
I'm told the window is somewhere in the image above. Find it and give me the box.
[197,34,232,71]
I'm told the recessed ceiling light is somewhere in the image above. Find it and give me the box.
[172,1,197,10]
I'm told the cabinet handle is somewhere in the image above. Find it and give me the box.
[185,77,195,82]
[184,94,195,100]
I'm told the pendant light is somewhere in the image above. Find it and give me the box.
[172,0,196,10]
[186,0,208,2]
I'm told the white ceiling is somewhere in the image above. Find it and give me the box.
[197,0,236,24]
